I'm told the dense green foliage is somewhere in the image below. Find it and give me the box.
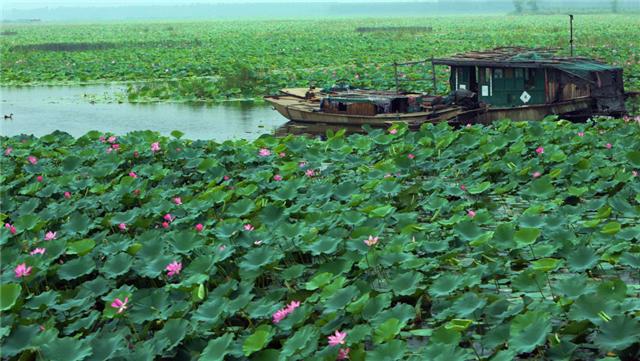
[1,119,639,360]
[1,15,639,102]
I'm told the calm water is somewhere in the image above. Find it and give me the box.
[0,85,288,141]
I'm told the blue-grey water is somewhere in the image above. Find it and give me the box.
[0,85,287,141]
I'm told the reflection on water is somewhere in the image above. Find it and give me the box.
[0,85,287,141]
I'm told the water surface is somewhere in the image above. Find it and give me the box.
[0,85,287,141]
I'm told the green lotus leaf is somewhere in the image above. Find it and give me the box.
[154,319,189,352]
[429,274,463,297]
[41,337,93,361]
[308,236,340,255]
[373,318,403,344]
[226,198,256,217]
[390,271,423,296]
[445,319,473,332]
[509,311,551,354]
[280,325,319,359]
[63,212,92,235]
[0,283,22,311]
[600,222,621,235]
[529,178,555,196]
[530,258,562,272]
[58,257,96,280]
[619,252,640,268]
[341,211,367,226]
[626,150,640,167]
[324,285,359,314]
[367,205,396,218]
[366,340,406,361]
[15,214,41,231]
[259,204,285,225]
[305,272,333,290]
[467,181,491,194]
[567,247,599,272]
[514,227,541,247]
[239,246,283,272]
[454,221,482,241]
[67,239,96,256]
[430,326,461,345]
[1,325,40,357]
[170,230,203,253]
[101,252,133,278]
[450,292,486,318]
[199,333,234,361]
[594,315,640,351]
[192,297,226,326]
[243,324,273,357]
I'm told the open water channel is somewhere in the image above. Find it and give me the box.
[0,85,288,141]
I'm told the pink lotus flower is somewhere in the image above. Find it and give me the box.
[106,147,113,154]
[163,213,174,222]
[577,132,584,137]
[4,147,12,156]
[195,223,204,232]
[44,231,57,241]
[133,189,140,195]
[165,261,182,277]
[15,263,32,278]
[244,224,254,231]
[337,348,350,360]
[535,147,544,155]
[298,161,307,168]
[328,330,347,347]
[5,223,16,234]
[408,153,415,159]
[286,300,300,313]
[134,150,141,158]
[389,128,398,135]
[30,248,46,255]
[129,172,137,178]
[107,136,117,144]
[460,184,466,191]
[118,223,127,231]
[111,297,128,314]
[64,191,71,199]
[364,235,379,247]
[28,155,38,164]
[623,115,630,122]
[305,169,315,177]
[219,245,226,251]
[111,144,120,150]
[162,221,170,229]
[36,175,43,182]
[99,136,106,143]
[532,171,542,178]
[272,300,301,323]
[278,152,286,158]
[173,197,182,205]
[258,148,271,157]
[632,170,638,177]
[467,210,476,218]
[223,175,230,181]
[273,174,283,181]
[605,143,612,149]
[151,142,161,153]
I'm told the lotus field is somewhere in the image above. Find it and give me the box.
[1,15,639,102]
[1,118,639,360]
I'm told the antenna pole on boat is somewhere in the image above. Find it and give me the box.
[569,14,574,57]
[431,56,437,94]
[394,61,400,94]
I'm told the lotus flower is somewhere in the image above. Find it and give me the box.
[133,150,139,158]
[219,245,226,251]
[278,152,286,158]
[258,148,271,157]
[129,172,137,178]
[605,143,612,149]
[15,263,32,278]
[272,300,300,324]
[151,142,160,153]
[106,147,113,154]
[111,297,128,314]
[195,223,204,232]
[5,223,16,234]
[30,248,46,255]
[107,136,117,144]
[305,169,315,177]
[408,153,415,159]
[163,213,174,222]
[165,261,182,277]
[389,128,398,135]
[298,161,307,168]
[99,136,106,143]
[273,174,283,181]
[532,171,542,178]
[162,221,170,229]
[173,197,182,205]
[364,235,379,247]
[244,224,254,231]
[338,348,350,360]
[633,170,638,177]
[36,175,43,182]
[577,131,584,137]
[28,155,38,164]
[328,330,347,346]
[535,147,544,155]
[111,144,120,150]
[460,184,466,191]
[118,223,127,231]
[223,175,230,181]
[5,147,12,155]
[44,231,57,241]
[64,191,71,199]
[467,210,476,218]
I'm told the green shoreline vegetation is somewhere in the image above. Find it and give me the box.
[1,15,639,103]
[1,118,640,360]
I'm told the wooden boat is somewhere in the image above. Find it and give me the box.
[265,47,628,136]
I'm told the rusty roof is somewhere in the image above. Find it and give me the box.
[432,47,615,69]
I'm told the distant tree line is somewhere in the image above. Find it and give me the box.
[513,0,621,13]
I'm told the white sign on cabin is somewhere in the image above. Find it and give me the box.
[481,85,489,96]
[520,91,531,103]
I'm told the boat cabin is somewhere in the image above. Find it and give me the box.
[432,47,625,115]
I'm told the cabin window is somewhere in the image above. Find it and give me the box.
[338,102,348,111]
[494,68,503,79]
[504,68,514,79]
[525,69,537,89]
